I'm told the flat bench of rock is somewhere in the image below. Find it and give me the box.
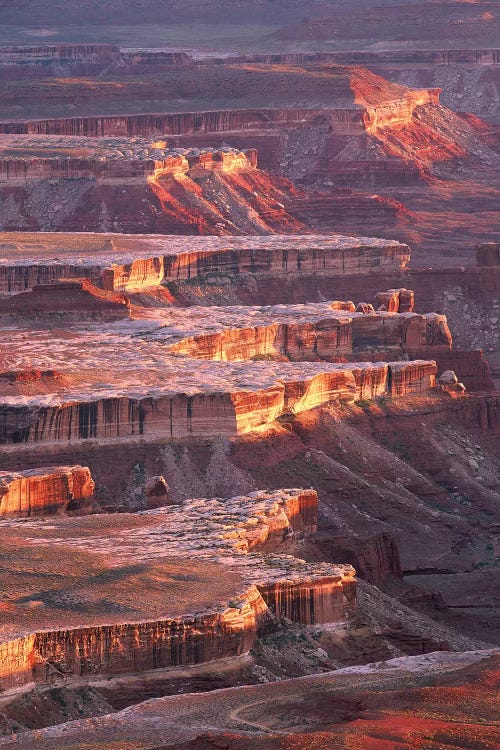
[0,360,437,444]
[0,488,355,689]
[0,232,411,294]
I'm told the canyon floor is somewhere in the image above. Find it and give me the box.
[0,6,499,748]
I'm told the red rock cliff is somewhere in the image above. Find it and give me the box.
[0,465,94,518]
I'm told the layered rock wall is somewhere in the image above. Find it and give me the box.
[160,242,410,282]
[0,109,363,138]
[0,44,121,63]
[0,361,437,446]
[0,587,269,690]
[102,256,164,291]
[314,531,402,585]
[170,319,353,361]
[0,141,302,234]
[389,361,436,396]
[363,89,441,134]
[258,576,348,624]
[0,280,130,319]
[0,637,37,690]
[0,488,356,689]
[169,314,451,362]
[434,350,495,392]
[234,50,500,66]
[0,148,252,185]
[0,234,412,297]
[0,45,191,80]
[0,465,94,518]
[375,288,414,313]
[352,312,452,355]
[0,263,104,295]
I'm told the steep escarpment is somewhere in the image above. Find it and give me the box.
[0,10,498,744]
[0,465,94,518]
[0,280,130,320]
[1,61,498,258]
[0,45,191,79]
[0,361,437,446]
[0,66,483,180]
[0,588,269,690]
[0,232,410,296]
[169,312,451,362]
[0,488,355,690]
[0,227,496,725]
[0,66,470,182]
[0,138,301,234]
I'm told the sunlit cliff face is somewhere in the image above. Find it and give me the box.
[146,151,302,235]
[348,68,467,168]
[0,136,302,235]
[0,487,355,689]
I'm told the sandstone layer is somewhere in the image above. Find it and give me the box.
[0,232,410,295]
[0,58,498,260]
[0,138,299,235]
[0,10,498,746]
[0,360,437,445]
[0,280,130,320]
[0,465,94,518]
[0,488,355,690]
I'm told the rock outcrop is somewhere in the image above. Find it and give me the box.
[0,465,94,518]
[0,138,300,235]
[0,589,270,690]
[0,233,411,296]
[0,361,437,446]
[437,370,467,398]
[433,350,495,392]
[0,31,497,744]
[375,288,414,313]
[476,243,500,266]
[169,311,451,362]
[353,312,452,356]
[0,280,130,320]
[0,488,355,689]
[144,475,172,509]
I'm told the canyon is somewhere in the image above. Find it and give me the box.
[0,6,498,747]
[0,58,498,264]
[1,651,497,749]
[0,137,301,234]
[0,228,497,742]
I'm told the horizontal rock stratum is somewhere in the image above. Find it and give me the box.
[0,488,355,690]
[0,232,411,294]
[0,465,94,518]
[0,230,479,451]
[0,359,437,444]
[0,138,300,234]
[0,296,441,444]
